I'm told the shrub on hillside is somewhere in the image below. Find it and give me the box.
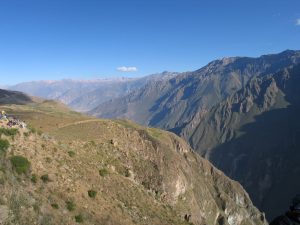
[88,190,97,198]
[51,203,59,209]
[75,214,83,223]
[0,139,9,154]
[10,155,31,174]
[23,132,30,138]
[123,168,131,177]
[40,174,50,183]
[27,126,36,134]
[66,200,75,211]
[0,128,18,137]
[68,151,75,157]
[31,174,37,183]
[99,168,109,177]
[89,140,96,146]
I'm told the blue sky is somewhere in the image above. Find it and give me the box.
[0,0,299,85]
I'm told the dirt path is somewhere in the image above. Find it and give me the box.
[57,119,103,129]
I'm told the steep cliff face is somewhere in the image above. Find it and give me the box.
[91,50,300,133]
[0,98,267,225]
[182,65,300,220]
[182,72,282,155]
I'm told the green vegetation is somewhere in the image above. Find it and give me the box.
[89,140,96,146]
[40,174,50,183]
[66,200,75,211]
[0,128,18,137]
[27,126,37,134]
[0,139,9,154]
[51,203,59,209]
[23,132,30,138]
[123,168,130,177]
[99,168,109,177]
[88,190,97,198]
[75,214,83,223]
[116,120,137,129]
[27,125,42,136]
[147,128,162,139]
[10,155,31,174]
[68,150,75,157]
[31,174,37,183]
[45,157,52,163]
[114,165,131,178]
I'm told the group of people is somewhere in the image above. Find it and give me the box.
[0,110,7,120]
[0,110,27,129]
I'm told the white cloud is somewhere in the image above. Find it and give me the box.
[296,19,300,26]
[117,66,138,72]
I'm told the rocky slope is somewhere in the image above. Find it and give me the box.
[181,64,300,220]
[9,72,178,112]
[90,50,300,131]
[0,92,267,225]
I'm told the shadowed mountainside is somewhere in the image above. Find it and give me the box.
[183,64,300,221]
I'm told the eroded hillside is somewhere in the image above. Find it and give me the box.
[0,99,267,225]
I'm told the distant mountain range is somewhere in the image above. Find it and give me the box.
[8,72,178,112]
[90,50,300,220]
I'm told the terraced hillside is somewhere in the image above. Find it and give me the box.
[0,94,267,225]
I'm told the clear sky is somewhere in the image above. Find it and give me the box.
[0,0,300,85]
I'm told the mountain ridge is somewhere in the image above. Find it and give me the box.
[184,64,300,220]
[91,50,300,129]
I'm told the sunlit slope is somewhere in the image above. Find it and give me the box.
[1,99,91,132]
[0,97,266,225]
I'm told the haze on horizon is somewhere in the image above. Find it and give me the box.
[0,0,300,85]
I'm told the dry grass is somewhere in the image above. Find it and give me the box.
[0,101,266,225]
